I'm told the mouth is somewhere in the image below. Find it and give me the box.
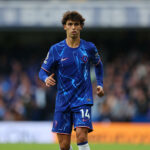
[72,31,77,34]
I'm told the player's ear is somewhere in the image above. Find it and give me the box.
[80,25,83,30]
[63,24,67,30]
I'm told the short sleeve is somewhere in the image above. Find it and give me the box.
[41,46,56,72]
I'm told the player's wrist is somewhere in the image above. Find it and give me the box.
[97,85,103,89]
[44,77,48,83]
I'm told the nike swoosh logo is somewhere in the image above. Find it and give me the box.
[61,58,68,61]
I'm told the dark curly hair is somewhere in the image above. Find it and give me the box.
[61,11,85,26]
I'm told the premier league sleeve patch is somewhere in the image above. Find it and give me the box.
[44,52,49,64]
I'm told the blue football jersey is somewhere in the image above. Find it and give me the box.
[41,39,103,111]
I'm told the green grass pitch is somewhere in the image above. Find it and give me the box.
[0,143,150,150]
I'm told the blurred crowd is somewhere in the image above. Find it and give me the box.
[0,49,150,122]
[0,55,56,121]
[92,51,150,122]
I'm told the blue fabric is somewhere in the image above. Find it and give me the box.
[52,109,73,134]
[52,105,93,134]
[40,39,103,111]
[39,68,49,82]
[73,105,93,132]
[77,141,88,146]
[95,61,103,87]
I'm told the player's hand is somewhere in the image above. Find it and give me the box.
[97,86,104,97]
[45,73,56,87]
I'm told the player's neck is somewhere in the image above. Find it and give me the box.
[66,37,80,48]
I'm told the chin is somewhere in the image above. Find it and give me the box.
[71,35,78,39]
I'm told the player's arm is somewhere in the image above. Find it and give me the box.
[39,46,56,87]
[39,69,56,87]
[91,43,104,97]
[95,60,104,97]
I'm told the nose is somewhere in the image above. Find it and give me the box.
[72,24,75,29]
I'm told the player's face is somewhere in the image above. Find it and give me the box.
[64,20,82,39]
